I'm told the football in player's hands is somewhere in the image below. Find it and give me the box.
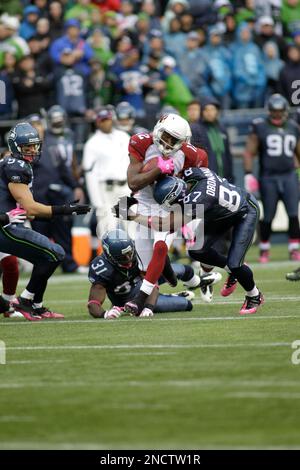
[140,156,174,176]
[140,157,160,173]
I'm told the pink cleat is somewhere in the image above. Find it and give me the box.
[220,273,238,297]
[12,297,42,321]
[259,250,270,263]
[33,306,64,319]
[239,292,264,315]
[290,250,300,261]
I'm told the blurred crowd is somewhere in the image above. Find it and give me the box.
[2,0,300,132]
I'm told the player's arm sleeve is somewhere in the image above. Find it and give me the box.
[3,160,32,185]
[128,136,145,162]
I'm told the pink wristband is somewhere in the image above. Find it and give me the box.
[87,300,101,307]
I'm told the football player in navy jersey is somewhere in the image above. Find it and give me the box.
[120,167,263,315]
[244,93,300,263]
[0,122,90,321]
[87,229,221,319]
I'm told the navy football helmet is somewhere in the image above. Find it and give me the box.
[47,105,67,135]
[116,101,136,132]
[7,122,42,164]
[153,176,187,208]
[102,229,136,268]
[267,93,289,126]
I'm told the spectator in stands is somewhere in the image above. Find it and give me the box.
[177,30,207,94]
[83,106,130,237]
[0,56,15,120]
[231,22,266,108]
[30,110,85,274]
[161,0,189,32]
[112,48,147,117]
[0,14,30,66]
[263,41,284,98]
[203,23,232,109]
[48,1,65,40]
[134,13,151,53]
[161,55,193,119]
[187,99,209,150]
[101,10,122,41]
[33,0,49,18]
[118,0,138,32]
[278,43,300,105]
[223,11,237,45]
[142,51,166,128]
[50,18,94,77]
[140,0,161,30]
[188,0,217,29]
[179,11,195,34]
[12,54,52,117]
[143,29,167,64]
[198,96,234,182]
[280,0,300,37]
[65,0,99,31]
[254,16,286,59]
[88,27,114,69]
[164,17,190,61]
[19,5,40,40]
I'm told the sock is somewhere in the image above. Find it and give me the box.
[140,279,156,296]
[33,302,43,309]
[1,293,15,302]
[288,216,300,240]
[246,286,259,297]
[0,256,19,296]
[259,241,271,251]
[144,241,168,285]
[20,289,35,300]
[184,274,200,288]
[288,239,299,252]
[260,221,272,242]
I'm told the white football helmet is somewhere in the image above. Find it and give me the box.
[153,113,192,156]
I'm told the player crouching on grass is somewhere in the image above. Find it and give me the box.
[87,229,221,319]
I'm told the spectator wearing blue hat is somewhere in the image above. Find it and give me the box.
[202,24,232,109]
[19,6,40,40]
[50,18,94,76]
[231,22,266,108]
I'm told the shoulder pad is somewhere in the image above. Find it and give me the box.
[182,143,208,169]
[129,133,153,162]
[88,255,113,285]
[3,157,32,184]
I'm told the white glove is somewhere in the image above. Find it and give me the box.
[244,174,259,193]
[104,306,123,320]
[6,208,27,225]
[139,307,154,318]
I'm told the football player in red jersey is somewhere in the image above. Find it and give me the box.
[123,113,209,315]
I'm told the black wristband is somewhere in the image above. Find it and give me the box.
[245,171,252,175]
[51,205,66,216]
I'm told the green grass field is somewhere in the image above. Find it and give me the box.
[1,245,300,450]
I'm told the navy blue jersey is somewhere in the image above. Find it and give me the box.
[33,130,77,199]
[56,69,87,115]
[182,167,249,225]
[0,156,33,212]
[88,254,142,306]
[250,117,300,176]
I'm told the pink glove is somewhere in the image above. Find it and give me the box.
[104,306,123,320]
[157,156,174,175]
[244,174,259,193]
[6,208,27,225]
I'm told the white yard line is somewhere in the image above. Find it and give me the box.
[227,391,300,399]
[5,341,291,351]
[0,314,299,326]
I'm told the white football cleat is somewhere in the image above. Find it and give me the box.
[199,271,222,303]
